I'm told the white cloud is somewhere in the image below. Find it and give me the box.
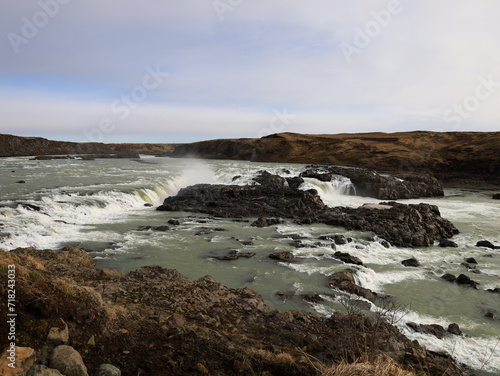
[1,0,499,141]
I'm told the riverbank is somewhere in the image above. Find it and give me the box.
[0,247,465,376]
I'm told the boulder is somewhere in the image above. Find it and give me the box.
[252,171,285,188]
[215,250,256,261]
[333,252,363,266]
[439,239,458,248]
[456,274,480,289]
[476,240,498,249]
[441,273,456,282]
[447,323,462,336]
[301,294,325,303]
[95,364,121,376]
[269,251,294,262]
[333,235,347,245]
[251,218,284,227]
[47,320,69,346]
[492,193,500,199]
[0,347,36,376]
[401,258,420,267]
[286,176,304,189]
[328,269,375,302]
[50,346,88,376]
[407,322,446,339]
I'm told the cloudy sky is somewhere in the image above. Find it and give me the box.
[1,1,499,143]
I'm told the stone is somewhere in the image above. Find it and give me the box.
[447,323,462,336]
[27,365,64,376]
[167,219,180,226]
[492,193,500,199]
[47,320,69,346]
[215,250,256,261]
[328,269,375,302]
[476,240,498,249]
[333,235,347,245]
[50,345,88,376]
[301,294,325,303]
[401,258,420,267]
[456,274,471,285]
[464,257,477,264]
[95,364,121,376]
[251,217,284,227]
[253,171,285,187]
[407,322,446,339]
[441,273,456,282]
[484,312,496,319]
[439,239,458,248]
[0,347,36,376]
[333,251,363,266]
[269,251,294,262]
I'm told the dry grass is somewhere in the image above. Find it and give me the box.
[302,351,416,376]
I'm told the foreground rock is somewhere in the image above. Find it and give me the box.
[0,247,465,376]
[158,174,458,248]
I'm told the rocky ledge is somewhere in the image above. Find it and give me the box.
[0,247,466,376]
[158,171,458,247]
[301,165,444,200]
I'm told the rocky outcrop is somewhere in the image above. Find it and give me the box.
[0,247,466,376]
[301,166,444,200]
[157,173,458,247]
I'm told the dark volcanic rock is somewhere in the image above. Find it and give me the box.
[332,252,363,266]
[407,322,446,339]
[269,251,295,262]
[302,166,444,200]
[441,273,457,282]
[492,193,500,199]
[286,176,305,189]
[324,202,458,247]
[456,274,480,289]
[401,258,420,267]
[333,234,347,245]
[157,183,326,220]
[328,269,375,302]
[158,183,458,248]
[251,217,284,227]
[447,323,462,336]
[476,240,499,249]
[253,171,285,187]
[215,250,256,261]
[439,239,458,247]
[301,294,325,303]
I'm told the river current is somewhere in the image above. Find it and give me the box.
[1,156,499,375]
